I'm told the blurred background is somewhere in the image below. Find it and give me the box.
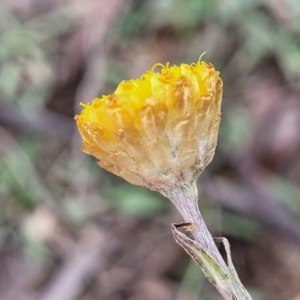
[1,0,300,299]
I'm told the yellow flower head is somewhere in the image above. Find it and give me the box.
[75,59,222,192]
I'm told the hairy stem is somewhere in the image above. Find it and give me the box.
[163,180,252,300]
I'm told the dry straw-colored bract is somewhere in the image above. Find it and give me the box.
[75,60,222,192]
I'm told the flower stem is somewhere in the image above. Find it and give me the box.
[163,180,252,300]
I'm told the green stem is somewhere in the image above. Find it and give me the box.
[163,180,252,300]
